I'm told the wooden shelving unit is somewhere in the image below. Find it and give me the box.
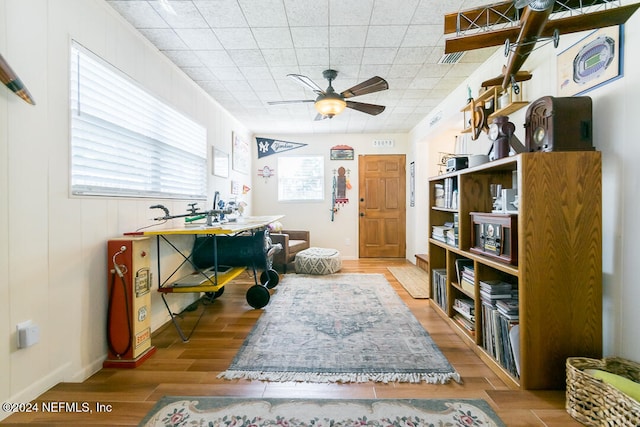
[461,85,528,138]
[427,151,603,390]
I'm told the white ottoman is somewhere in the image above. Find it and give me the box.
[294,247,342,275]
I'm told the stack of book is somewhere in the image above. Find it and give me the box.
[455,258,474,294]
[479,280,520,378]
[443,177,458,209]
[431,224,452,243]
[452,297,475,335]
[431,268,447,311]
[434,183,445,207]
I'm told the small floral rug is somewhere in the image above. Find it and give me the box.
[218,273,459,384]
[139,397,506,427]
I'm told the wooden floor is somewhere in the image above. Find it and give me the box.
[2,259,581,426]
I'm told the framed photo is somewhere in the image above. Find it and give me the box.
[410,161,415,207]
[212,147,229,178]
[557,25,623,97]
[232,131,250,174]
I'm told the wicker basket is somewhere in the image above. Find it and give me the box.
[566,357,640,426]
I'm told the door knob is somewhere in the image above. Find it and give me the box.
[360,198,364,202]
[360,213,364,217]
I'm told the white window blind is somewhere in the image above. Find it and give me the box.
[277,156,324,201]
[70,41,207,199]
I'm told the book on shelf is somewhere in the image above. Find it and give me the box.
[453,313,475,333]
[455,258,473,284]
[460,278,475,294]
[431,268,447,310]
[434,183,445,207]
[481,302,520,379]
[453,297,474,316]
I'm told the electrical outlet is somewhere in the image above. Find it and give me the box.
[16,320,40,349]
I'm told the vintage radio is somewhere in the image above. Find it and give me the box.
[524,96,594,152]
[470,212,518,265]
[446,156,468,172]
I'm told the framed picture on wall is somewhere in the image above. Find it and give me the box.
[232,132,250,174]
[212,147,229,178]
[557,25,623,96]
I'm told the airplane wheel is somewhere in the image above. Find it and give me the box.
[246,285,270,309]
[260,269,280,289]
[504,38,510,57]
[553,28,560,48]
[205,286,225,300]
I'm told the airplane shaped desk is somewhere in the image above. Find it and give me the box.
[126,215,283,341]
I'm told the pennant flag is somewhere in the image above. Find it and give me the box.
[256,137,307,158]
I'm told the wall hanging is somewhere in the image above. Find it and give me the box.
[331,166,351,221]
[256,137,307,158]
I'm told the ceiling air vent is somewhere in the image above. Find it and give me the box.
[438,51,465,65]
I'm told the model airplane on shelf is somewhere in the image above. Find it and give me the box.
[0,52,35,105]
[444,0,640,91]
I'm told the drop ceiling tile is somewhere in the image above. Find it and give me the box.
[138,29,187,50]
[262,49,299,67]
[196,50,236,68]
[329,0,374,26]
[330,47,364,66]
[330,26,368,48]
[150,1,209,29]
[239,0,289,27]
[175,29,223,50]
[394,47,430,65]
[194,0,248,28]
[182,67,216,81]
[401,25,443,48]
[208,66,245,80]
[162,50,204,67]
[238,66,273,80]
[370,0,419,25]
[107,1,167,28]
[388,63,422,79]
[252,28,294,49]
[362,47,397,65]
[365,26,407,48]
[291,27,329,48]
[284,0,329,26]
[223,79,254,92]
[295,48,329,66]
[408,77,440,90]
[228,49,267,67]
[213,28,259,50]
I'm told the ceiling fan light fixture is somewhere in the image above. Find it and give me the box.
[315,96,346,117]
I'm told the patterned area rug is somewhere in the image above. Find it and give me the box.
[218,273,460,383]
[388,265,430,299]
[139,397,506,427]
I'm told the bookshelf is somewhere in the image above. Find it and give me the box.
[428,151,602,390]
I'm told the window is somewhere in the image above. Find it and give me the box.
[277,156,324,201]
[69,41,207,199]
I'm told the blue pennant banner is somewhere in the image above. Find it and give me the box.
[256,137,307,158]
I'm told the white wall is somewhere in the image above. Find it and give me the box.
[251,133,408,259]
[408,13,640,361]
[0,0,252,414]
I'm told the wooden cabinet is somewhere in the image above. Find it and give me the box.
[427,151,602,389]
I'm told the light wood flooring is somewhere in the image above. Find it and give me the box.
[2,259,581,426]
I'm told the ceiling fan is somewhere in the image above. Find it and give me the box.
[268,69,388,120]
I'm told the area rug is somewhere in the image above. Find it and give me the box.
[218,273,460,384]
[388,265,430,298]
[139,397,506,427]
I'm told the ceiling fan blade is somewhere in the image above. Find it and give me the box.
[341,76,389,99]
[286,74,325,95]
[267,100,315,105]
[346,101,386,116]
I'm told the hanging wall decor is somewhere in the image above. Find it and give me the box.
[330,145,354,160]
[232,131,250,174]
[258,165,275,181]
[256,137,307,158]
[331,166,351,221]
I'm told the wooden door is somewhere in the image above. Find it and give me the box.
[358,155,406,258]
